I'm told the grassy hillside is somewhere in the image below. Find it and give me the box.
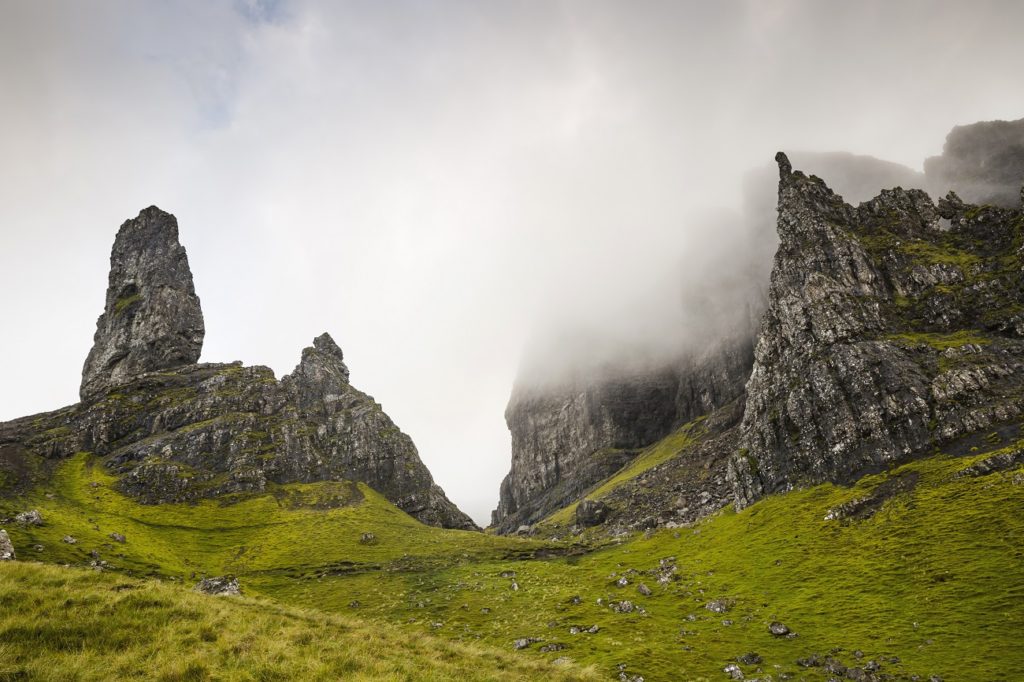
[0,561,597,681]
[3,438,1023,681]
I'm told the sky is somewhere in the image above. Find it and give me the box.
[2,0,1023,525]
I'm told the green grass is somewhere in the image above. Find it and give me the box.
[3,443,1023,680]
[542,419,705,527]
[0,561,598,681]
[1,453,550,579]
[258,446,1024,681]
[885,329,991,351]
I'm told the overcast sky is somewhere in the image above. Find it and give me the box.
[2,0,1023,524]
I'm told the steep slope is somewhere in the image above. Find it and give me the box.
[492,334,753,533]
[0,206,474,529]
[730,152,1024,507]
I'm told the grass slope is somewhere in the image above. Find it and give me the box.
[3,439,1023,681]
[0,562,597,681]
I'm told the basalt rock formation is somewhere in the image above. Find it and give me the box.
[0,207,475,530]
[491,333,754,532]
[80,207,205,401]
[730,152,1024,507]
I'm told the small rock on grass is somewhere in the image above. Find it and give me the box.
[193,575,240,596]
[0,530,15,561]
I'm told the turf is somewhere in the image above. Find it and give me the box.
[3,440,1023,680]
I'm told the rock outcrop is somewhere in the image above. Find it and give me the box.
[491,333,754,532]
[81,207,205,401]
[730,153,1024,507]
[1,208,475,530]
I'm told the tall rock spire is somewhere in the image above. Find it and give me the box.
[80,206,204,400]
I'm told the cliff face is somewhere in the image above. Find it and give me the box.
[730,153,1024,507]
[0,208,475,530]
[925,117,1024,208]
[80,207,205,401]
[491,334,753,532]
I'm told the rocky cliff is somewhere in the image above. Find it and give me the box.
[80,207,205,401]
[925,116,1024,207]
[0,207,475,530]
[730,152,1024,507]
[491,333,754,532]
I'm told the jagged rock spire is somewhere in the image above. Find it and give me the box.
[80,206,204,400]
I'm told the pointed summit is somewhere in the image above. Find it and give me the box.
[80,206,205,400]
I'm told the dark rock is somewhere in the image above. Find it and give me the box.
[0,208,476,531]
[194,575,240,596]
[491,333,754,533]
[0,530,14,560]
[576,499,611,527]
[348,600,360,608]
[955,448,1024,478]
[359,532,376,545]
[797,654,823,668]
[80,207,205,400]
[539,643,566,653]
[108,532,126,543]
[637,583,652,596]
[737,652,762,665]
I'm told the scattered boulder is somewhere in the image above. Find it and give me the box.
[359,532,376,545]
[14,510,43,526]
[723,663,744,680]
[513,637,541,650]
[0,530,15,560]
[193,575,241,596]
[737,652,762,665]
[705,599,733,613]
[637,583,652,596]
[109,532,126,543]
[576,499,610,527]
[62,535,77,544]
[768,621,791,636]
[610,600,635,613]
[539,643,566,653]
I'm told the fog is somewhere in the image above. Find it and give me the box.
[2,1,1023,524]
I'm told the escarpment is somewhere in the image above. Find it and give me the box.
[491,333,754,533]
[494,120,1024,535]
[0,208,475,530]
[730,152,1024,507]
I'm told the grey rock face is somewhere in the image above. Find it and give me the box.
[731,153,1024,507]
[1,208,475,531]
[925,117,1024,208]
[491,335,753,533]
[0,530,14,560]
[575,499,610,527]
[81,207,204,401]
